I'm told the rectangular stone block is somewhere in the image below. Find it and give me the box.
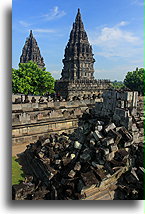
[12,104,22,111]
[106,152,115,161]
[102,137,114,147]
[93,130,103,141]
[110,144,118,152]
[12,129,20,137]
[105,123,116,133]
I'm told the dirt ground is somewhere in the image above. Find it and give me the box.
[12,142,30,157]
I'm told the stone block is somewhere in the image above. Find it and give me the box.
[108,129,122,144]
[125,172,138,184]
[12,129,20,137]
[124,141,133,147]
[130,107,137,116]
[117,100,125,108]
[105,123,116,133]
[136,121,143,129]
[55,160,61,165]
[70,154,76,159]
[132,123,138,132]
[74,141,82,149]
[74,162,81,171]
[114,149,129,162]
[132,132,139,143]
[80,152,91,162]
[106,151,115,161]
[31,103,39,109]
[68,170,76,178]
[117,127,133,141]
[12,104,22,111]
[110,144,118,152]
[62,157,71,166]
[126,91,133,101]
[95,125,103,131]
[93,168,107,181]
[114,108,129,118]
[102,148,110,155]
[132,91,138,107]
[89,138,96,146]
[81,170,99,186]
[93,130,103,141]
[19,112,31,123]
[22,127,28,134]
[102,137,114,147]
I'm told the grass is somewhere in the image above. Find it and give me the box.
[12,156,24,185]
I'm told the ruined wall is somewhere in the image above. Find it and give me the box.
[93,90,143,144]
[12,91,143,148]
[12,94,100,146]
[13,90,144,200]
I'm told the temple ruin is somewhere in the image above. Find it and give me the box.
[55,9,110,99]
[20,30,45,69]
[12,9,144,200]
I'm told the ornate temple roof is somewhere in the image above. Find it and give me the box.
[61,9,95,80]
[20,30,45,69]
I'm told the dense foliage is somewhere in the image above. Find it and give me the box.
[124,68,144,95]
[12,61,55,95]
[111,81,125,90]
[12,157,24,185]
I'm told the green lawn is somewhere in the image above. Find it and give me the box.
[12,156,24,185]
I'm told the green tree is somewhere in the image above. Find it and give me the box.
[124,68,144,95]
[111,80,125,90]
[12,61,55,95]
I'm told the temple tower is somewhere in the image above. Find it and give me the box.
[61,9,95,80]
[55,9,110,100]
[20,30,45,69]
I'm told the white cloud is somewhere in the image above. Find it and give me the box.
[116,21,129,27]
[91,25,138,46]
[42,6,66,21]
[19,21,31,27]
[33,28,55,33]
[89,21,142,58]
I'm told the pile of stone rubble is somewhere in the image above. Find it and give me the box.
[12,111,144,200]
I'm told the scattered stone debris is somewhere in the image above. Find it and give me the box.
[12,112,144,200]
[12,90,144,200]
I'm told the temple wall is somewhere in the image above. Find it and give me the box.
[12,91,143,151]
[12,95,99,146]
[55,79,111,99]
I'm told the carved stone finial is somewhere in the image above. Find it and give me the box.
[30,30,33,37]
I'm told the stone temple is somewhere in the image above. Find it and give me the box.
[55,9,110,100]
[20,30,45,69]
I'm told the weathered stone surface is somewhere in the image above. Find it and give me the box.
[105,123,116,133]
[61,9,95,81]
[93,130,103,141]
[12,90,144,200]
[106,151,115,161]
[102,137,114,147]
[55,9,110,99]
[20,30,45,69]
[74,162,81,171]
[68,170,76,178]
[81,171,99,187]
[74,141,82,149]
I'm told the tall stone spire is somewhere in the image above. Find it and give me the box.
[61,8,95,80]
[20,30,45,69]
